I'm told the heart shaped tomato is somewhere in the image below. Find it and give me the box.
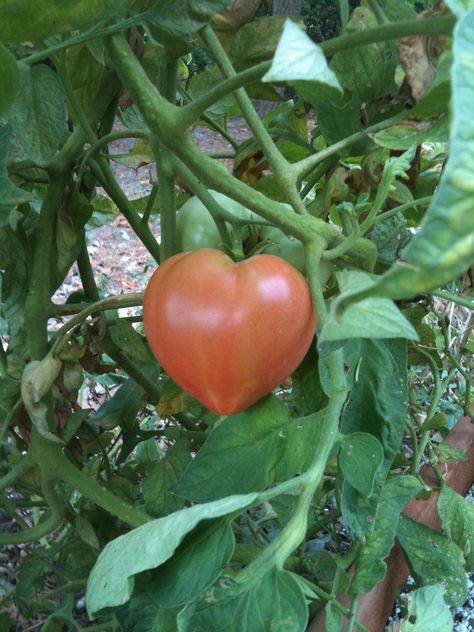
[143,249,316,415]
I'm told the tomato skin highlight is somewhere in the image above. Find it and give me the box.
[143,249,317,415]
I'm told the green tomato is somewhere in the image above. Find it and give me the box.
[259,227,334,283]
[176,190,251,252]
[259,226,306,275]
[176,192,334,281]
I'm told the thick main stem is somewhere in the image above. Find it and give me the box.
[156,59,179,261]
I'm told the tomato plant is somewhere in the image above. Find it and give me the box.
[143,249,316,414]
[0,2,473,632]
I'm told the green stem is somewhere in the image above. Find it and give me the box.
[57,65,162,263]
[32,433,151,527]
[321,15,455,56]
[76,128,149,190]
[300,156,339,201]
[323,230,360,261]
[0,477,64,545]
[295,111,407,180]
[57,451,150,527]
[142,185,159,225]
[426,443,447,486]
[156,59,179,261]
[0,453,35,491]
[76,243,161,401]
[22,13,150,65]
[180,61,271,128]
[77,238,101,302]
[181,16,455,126]
[306,507,341,538]
[299,578,368,631]
[201,113,239,149]
[346,595,361,632]
[25,175,70,356]
[180,86,240,150]
[0,339,8,377]
[170,157,233,249]
[239,244,345,580]
[200,25,305,213]
[232,544,301,572]
[51,293,143,356]
[106,345,161,402]
[155,139,177,260]
[405,419,420,477]
[432,290,474,311]
[88,159,161,262]
[366,0,389,24]
[362,196,432,231]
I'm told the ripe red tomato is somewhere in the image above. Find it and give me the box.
[143,249,316,415]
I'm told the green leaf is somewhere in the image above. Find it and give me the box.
[92,365,160,430]
[108,320,154,364]
[66,43,105,90]
[0,125,35,217]
[305,84,361,145]
[330,7,397,103]
[115,588,179,632]
[320,271,418,343]
[55,192,94,289]
[380,0,417,21]
[174,396,289,502]
[370,145,417,220]
[335,0,349,25]
[370,214,408,267]
[177,569,308,632]
[0,43,20,118]
[275,409,326,480]
[110,137,155,169]
[339,9,474,305]
[389,585,453,632]
[374,117,449,150]
[339,432,384,497]
[8,64,66,167]
[341,338,408,536]
[262,19,342,91]
[146,0,229,56]
[352,476,423,594]
[335,237,378,273]
[438,485,474,570]
[0,0,113,43]
[139,519,235,608]
[144,441,192,517]
[397,515,468,607]
[230,16,286,70]
[289,344,328,416]
[434,442,468,464]
[86,493,258,617]
[75,516,100,551]
[0,376,20,427]
[0,225,29,358]
[188,65,238,124]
